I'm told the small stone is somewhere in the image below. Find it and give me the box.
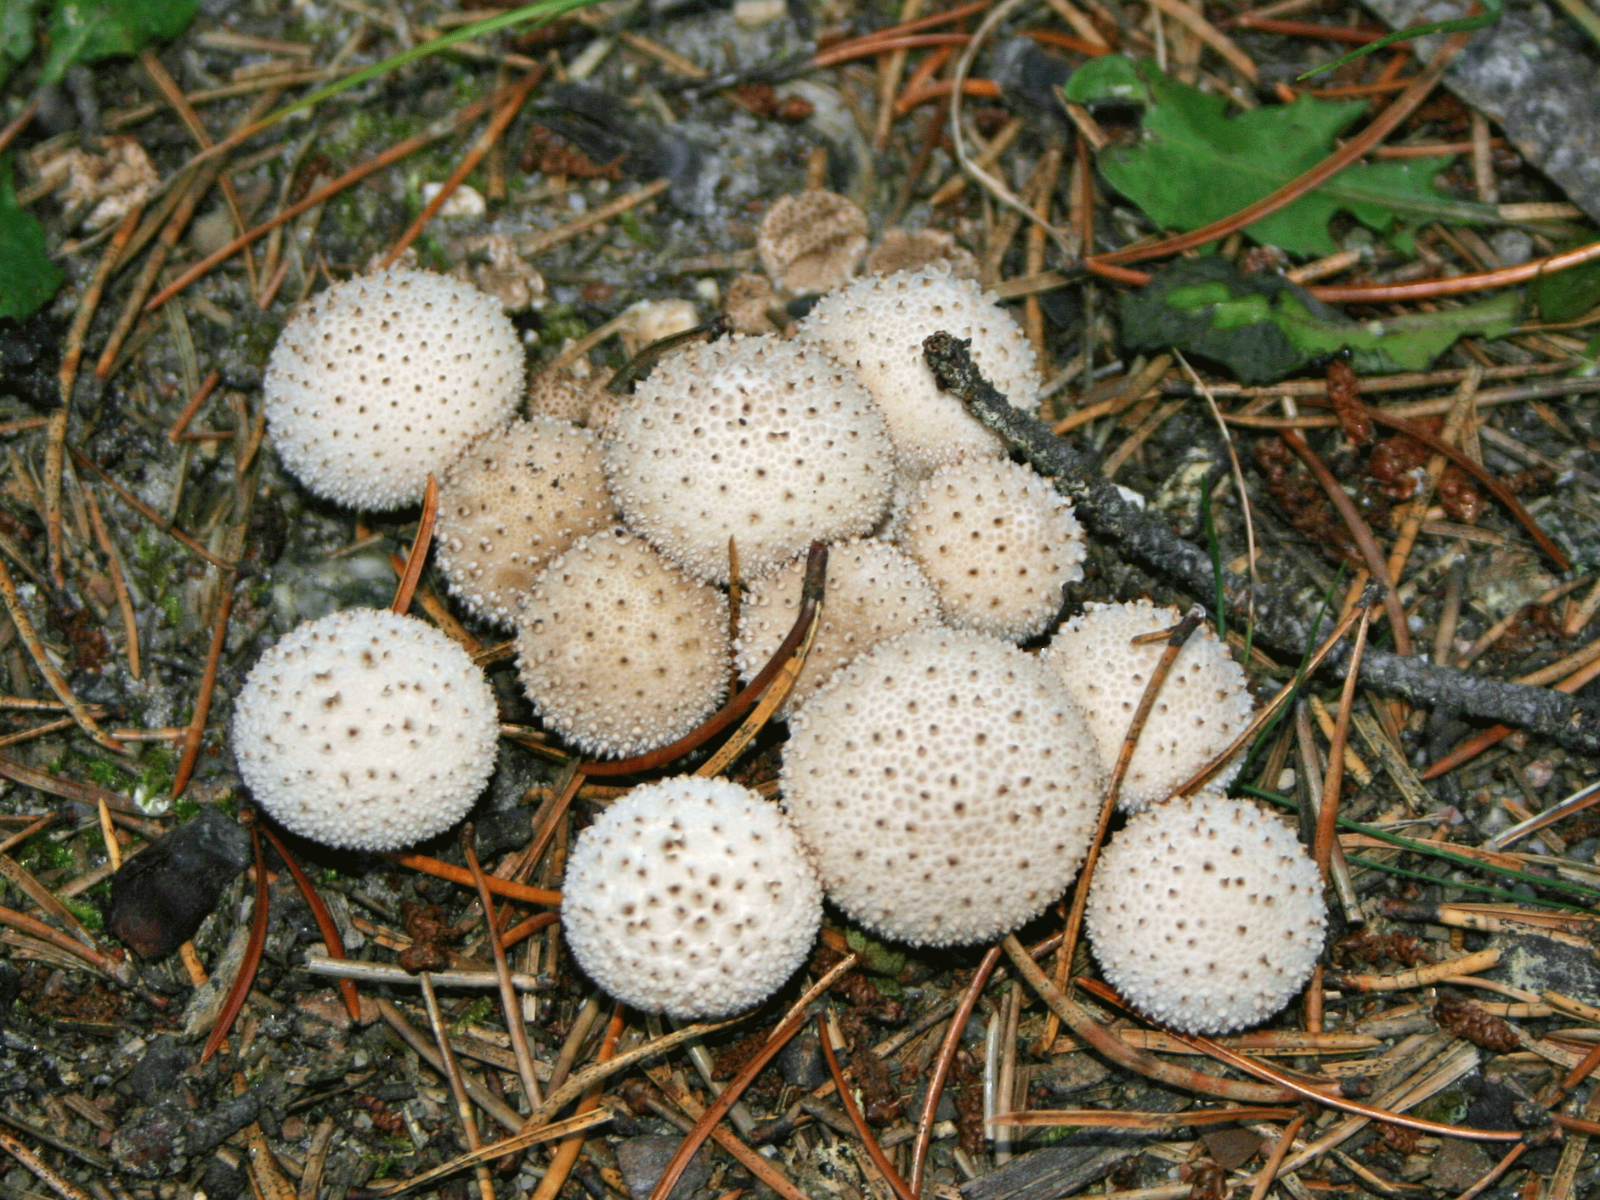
[1428,1138,1494,1192]
[129,1036,193,1107]
[296,988,380,1031]
[421,183,486,217]
[615,1136,712,1200]
[109,809,250,961]
[1489,229,1534,267]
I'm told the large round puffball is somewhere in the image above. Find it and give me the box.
[1086,795,1327,1034]
[603,334,894,584]
[562,776,823,1019]
[232,609,500,850]
[263,267,523,510]
[781,627,1104,946]
[1045,600,1255,811]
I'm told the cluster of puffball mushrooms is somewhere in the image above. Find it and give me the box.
[231,212,1327,1036]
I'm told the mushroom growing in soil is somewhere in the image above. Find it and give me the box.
[603,334,895,584]
[735,536,941,717]
[796,264,1039,476]
[757,191,870,295]
[262,266,524,510]
[1086,794,1327,1034]
[897,457,1086,641]
[231,608,500,851]
[780,627,1104,946]
[515,529,729,759]
[561,775,823,1019]
[1045,600,1256,811]
[434,417,616,626]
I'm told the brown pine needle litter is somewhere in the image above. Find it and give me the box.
[8,0,1600,1193]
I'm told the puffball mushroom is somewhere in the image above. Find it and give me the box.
[561,775,823,1019]
[781,627,1105,946]
[231,609,499,851]
[757,191,869,294]
[1045,600,1256,811]
[263,266,524,510]
[603,334,895,585]
[434,418,616,626]
[1086,794,1327,1034]
[515,529,729,758]
[735,537,941,717]
[898,457,1086,641]
[797,264,1039,475]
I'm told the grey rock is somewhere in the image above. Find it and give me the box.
[616,1135,712,1200]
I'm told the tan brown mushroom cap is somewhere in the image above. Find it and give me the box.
[434,418,616,626]
[865,228,979,280]
[515,529,729,759]
[1044,600,1256,811]
[735,537,941,716]
[898,457,1086,641]
[757,191,869,294]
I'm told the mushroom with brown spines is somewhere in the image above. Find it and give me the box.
[561,775,823,1019]
[1085,794,1327,1034]
[602,334,895,585]
[796,264,1039,475]
[514,529,730,759]
[735,537,941,717]
[1044,600,1256,811]
[433,418,616,626]
[757,191,869,295]
[262,266,524,510]
[897,457,1087,641]
[231,609,500,851]
[780,626,1105,946]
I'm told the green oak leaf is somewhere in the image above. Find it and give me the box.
[1062,56,1495,256]
[39,0,196,85]
[0,154,64,321]
[1122,257,1520,384]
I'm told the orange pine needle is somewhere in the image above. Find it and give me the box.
[392,475,439,615]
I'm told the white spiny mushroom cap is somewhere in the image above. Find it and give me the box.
[1044,600,1255,811]
[263,267,523,510]
[603,335,895,584]
[898,458,1086,641]
[561,775,823,1019]
[515,530,729,758]
[735,538,941,717]
[231,609,499,851]
[434,418,616,627]
[780,627,1104,946]
[757,191,869,294]
[1086,795,1327,1034]
[796,264,1038,475]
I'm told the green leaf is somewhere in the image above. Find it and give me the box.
[1061,57,1496,256]
[1532,239,1600,322]
[1,0,40,64]
[0,155,64,321]
[844,927,908,979]
[1122,257,1521,384]
[39,0,196,86]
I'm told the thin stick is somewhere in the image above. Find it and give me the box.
[202,823,268,1063]
[911,946,1002,1196]
[0,552,125,755]
[1246,1115,1305,1200]
[59,205,143,405]
[421,972,495,1200]
[390,475,439,615]
[81,478,141,679]
[646,955,862,1200]
[259,823,360,1020]
[0,99,39,156]
[382,65,544,268]
[464,826,543,1109]
[366,1104,614,1199]
[530,1004,624,1200]
[516,178,671,258]
[389,851,560,906]
[1315,606,1370,874]
[305,954,545,993]
[167,369,223,443]
[0,904,136,986]
[69,447,234,569]
[172,570,237,798]
[0,1127,94,1200]
[820,1011,915,1200]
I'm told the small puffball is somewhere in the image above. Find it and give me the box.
[735,537,940,717]
[757,191,869,294]
[781,627,1104,946]
[1086,795,1327,1034]
[1045,600,1255,811]
[515,530,728,758]
[562,776,823,1019]
[898,457,1086,641]
[434,418,616,627]
[603,334,894,584]
[796,264,1038,476]
[262,267,524,510]
[231,609,499,851]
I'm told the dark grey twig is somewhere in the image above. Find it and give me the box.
[920,332,1600,757]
